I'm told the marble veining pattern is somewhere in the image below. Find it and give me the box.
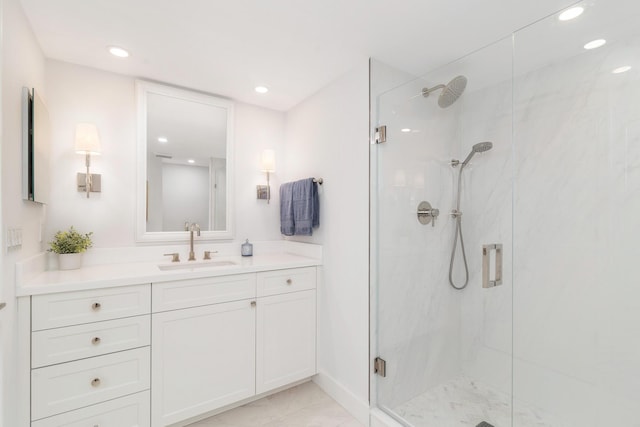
[186,382,363,427]
[391,377,569,427]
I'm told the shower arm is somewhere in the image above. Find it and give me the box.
[422,84,445,97]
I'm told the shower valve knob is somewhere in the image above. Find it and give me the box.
[431,208,440,226]
[417,201,440,226]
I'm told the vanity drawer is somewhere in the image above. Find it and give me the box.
[152,273,256,312]
[32,285,151,331]
[31,391,150,427]
[32,315,151,368]
[31,347,150,420]
[257,267,317,297]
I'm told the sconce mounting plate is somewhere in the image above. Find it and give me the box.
[77,173,102,193]
[256,185,270,201]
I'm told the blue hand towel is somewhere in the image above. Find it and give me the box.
[292,178,319,236]
[280,182,295,236]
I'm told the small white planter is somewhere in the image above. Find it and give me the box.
[58,253,83,270]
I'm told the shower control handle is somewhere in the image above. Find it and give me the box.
[417,201,440,227]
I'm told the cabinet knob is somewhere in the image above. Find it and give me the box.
[91,337,101,345]
[250,301,256,307]
[286,279,292,285]
[91,378,101,387]
[91,302,101,311]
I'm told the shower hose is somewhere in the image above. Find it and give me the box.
[449,167,469,290]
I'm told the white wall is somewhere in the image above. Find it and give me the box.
[283,61,370,422]
[45,60,286,247]
[0,0,46,424]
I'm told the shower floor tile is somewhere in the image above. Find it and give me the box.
[391,377,568,427]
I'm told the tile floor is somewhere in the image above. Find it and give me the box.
[393,376,566,427]
[186,381,364,427]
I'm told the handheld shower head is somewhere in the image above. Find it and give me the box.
[422,75,467,108]
[461,141,493,167]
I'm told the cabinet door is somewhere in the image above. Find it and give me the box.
[256,290,316,394]
[152,300,256,426]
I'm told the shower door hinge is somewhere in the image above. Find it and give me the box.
[374,357,387,377]
[375,126,387,144]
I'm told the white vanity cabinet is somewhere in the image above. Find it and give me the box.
[21,264,318,427]
[151,267,317,426]
[28,284,152,427]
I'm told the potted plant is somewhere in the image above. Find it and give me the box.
[48,226,93,270]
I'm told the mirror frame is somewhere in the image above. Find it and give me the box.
[135,80,235,242]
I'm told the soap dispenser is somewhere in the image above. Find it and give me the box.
[241,239,253,257]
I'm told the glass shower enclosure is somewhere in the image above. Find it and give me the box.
[371,1,640,426]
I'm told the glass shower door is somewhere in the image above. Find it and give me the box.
[512,1,640,425]
[371,36,514,427]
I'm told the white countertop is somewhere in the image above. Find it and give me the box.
[18,253,321,296]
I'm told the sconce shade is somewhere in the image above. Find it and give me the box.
[75,123,102,155]
[260,149,276,172]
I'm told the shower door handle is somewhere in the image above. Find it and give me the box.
[482,244,503,288]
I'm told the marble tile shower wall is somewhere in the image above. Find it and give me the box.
[511,35,640,425]
[459,76,513,397]
[376,19,640,427]
[376,76,464,409]
[375,39,517,411]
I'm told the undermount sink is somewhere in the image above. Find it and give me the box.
[158,260,237,271]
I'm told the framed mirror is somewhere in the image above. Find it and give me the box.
[136,80,234,242]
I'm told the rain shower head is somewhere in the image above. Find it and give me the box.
[422,75,467,108]
[461,141,493,167]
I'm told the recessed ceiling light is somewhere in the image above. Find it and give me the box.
[108,46,130,58]
[559,6,584,21]
[158,137,168,143]
[612,66,632,74]
[255,86,269,94]
[584,39,606,50]
[187,159,195,164]
[401,128,411,133]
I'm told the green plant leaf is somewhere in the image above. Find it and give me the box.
[48,226,93,254]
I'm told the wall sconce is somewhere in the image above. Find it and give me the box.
[257,149,275,203]
[75,123,102,198]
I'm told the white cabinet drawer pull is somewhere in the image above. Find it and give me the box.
[286,279,292,285]
[91,378,101,387]
[91,302,102,311]
[91,336,101,345]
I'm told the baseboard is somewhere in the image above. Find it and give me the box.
[370,408,404,427]
[312,372,370,426]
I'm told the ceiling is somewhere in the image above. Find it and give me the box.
[20,0,578,111]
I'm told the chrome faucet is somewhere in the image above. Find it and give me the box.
[187,223,200,261]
